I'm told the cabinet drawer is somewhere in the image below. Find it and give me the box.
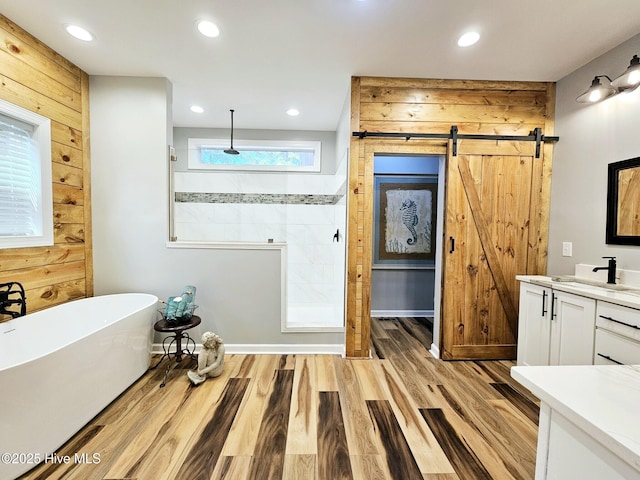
[594,328,640,365]
[595,301,640,343]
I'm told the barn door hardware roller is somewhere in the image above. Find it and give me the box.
[353,126,559,158]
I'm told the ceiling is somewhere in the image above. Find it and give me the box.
[1,1,640,131]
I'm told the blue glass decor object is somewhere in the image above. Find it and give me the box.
[163,285,197,324]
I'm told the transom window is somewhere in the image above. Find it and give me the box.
[188,138,321,172]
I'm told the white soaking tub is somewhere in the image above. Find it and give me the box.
[0,293,158,480]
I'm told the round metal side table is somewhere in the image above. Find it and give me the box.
[151,315,201,387]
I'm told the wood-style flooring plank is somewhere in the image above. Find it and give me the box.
[248,369,295,479]
[366,400,423,480]
[378,317,400,330]
[371,334,390,360]
[118,355,243,480]
[317,391,354,480]
[376,318,536,480]
[397,316,434,350]
[283,454,317,480]
[280,354,296,370]
[476,360,540,404]
[90,367,163,426]
[374,361,455,476]
[172,377,250,480]
[420,408,493,480]
[350,455,392,480]
[428,365,537,479]
[488,399,538,450]
[332,355,379,456]
[351,359,388,400]
[370,316,391,338]
[286,356,318,454]
[221,355,280,456]
[233,354,256,378]
[20,425,103,480]
[209,455,252,480]
[430,384,526,480]
[315,354,339,392]
[491,382,540,425]
[24,373,192,480]
[378,333,434,407]
[423,474,462,480]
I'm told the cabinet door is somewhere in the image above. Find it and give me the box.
[517,283,551,366]
[549,291,596,365]
[544,408,637,480]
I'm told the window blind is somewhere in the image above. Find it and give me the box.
[0,117,40,237]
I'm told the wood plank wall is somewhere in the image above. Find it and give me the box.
[346,76,555,358]
[0,14,92,318]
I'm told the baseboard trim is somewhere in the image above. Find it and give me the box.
[429,343,440,359]
[152,343,345,356]
[370,309,434,318]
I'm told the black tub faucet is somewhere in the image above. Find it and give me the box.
[593,257,617,284]
[0,282,26,318]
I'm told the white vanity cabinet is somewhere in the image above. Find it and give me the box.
[549,291,596,366]
[594,301,640,365]
[512,365,640,480]
[517,281,596,366]
[517,282,552,366]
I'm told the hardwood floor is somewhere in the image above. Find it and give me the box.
[19,317,539,480]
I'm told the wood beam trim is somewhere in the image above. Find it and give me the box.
[359,76,551,91]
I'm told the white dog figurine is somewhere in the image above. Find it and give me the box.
[187,332,225,385]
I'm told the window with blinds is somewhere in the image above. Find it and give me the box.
[0,99,52,249]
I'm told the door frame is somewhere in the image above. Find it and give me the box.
[345,138,446,357]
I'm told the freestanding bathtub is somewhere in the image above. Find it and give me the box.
[0,293,158,480]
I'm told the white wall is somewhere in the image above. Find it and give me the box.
[549,33,640,275]
[90,76,342,349]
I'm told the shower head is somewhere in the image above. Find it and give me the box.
[224,109,240,155]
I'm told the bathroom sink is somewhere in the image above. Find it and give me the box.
[551,279,638,292]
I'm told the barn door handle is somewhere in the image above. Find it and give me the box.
[449,236,455,253]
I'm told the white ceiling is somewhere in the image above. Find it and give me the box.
[2,1,640,131]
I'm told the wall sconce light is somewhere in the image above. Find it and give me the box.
[576,55,640,104]
[576,76,617,103]
[611,54,640,91]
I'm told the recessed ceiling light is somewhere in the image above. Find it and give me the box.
[458,31,480,47]
[197,20,220,38]
[190,105,204,113]
[286,108,300,116]
[65,24,94,42]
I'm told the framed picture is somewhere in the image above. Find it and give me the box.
[373,175,438,268]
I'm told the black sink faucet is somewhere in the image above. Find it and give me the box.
[592,256,617,284]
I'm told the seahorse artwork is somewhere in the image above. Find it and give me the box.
[400,199,419,245]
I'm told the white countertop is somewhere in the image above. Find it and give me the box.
[517,275,640,310]
[511,364,640,472]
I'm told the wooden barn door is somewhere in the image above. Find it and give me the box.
[441,141,545,360]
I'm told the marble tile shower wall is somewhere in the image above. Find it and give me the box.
[173,171,347,327]
[174,171,346,243]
